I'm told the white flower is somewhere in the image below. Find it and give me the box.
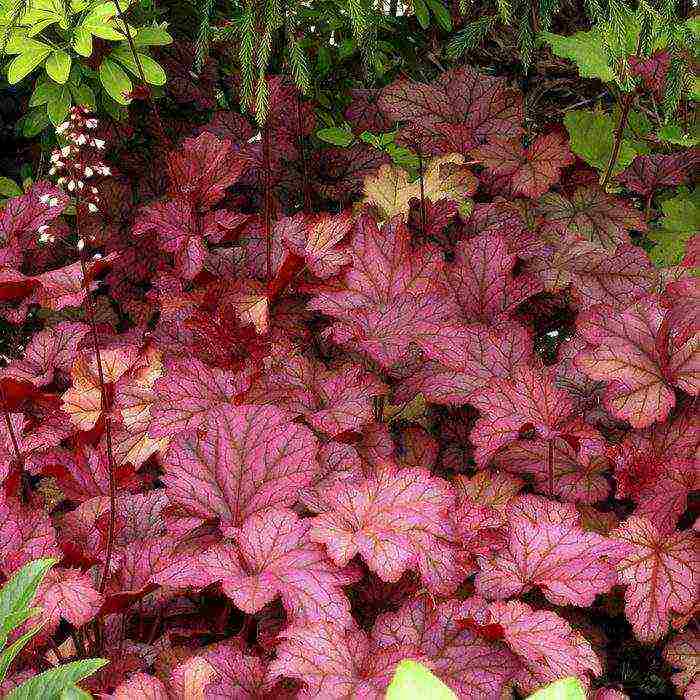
[86,119,98,129]
[48,197,59,207]
[91,187,98,194]
[77,181,85,189]
[77,238,85,252]
[75,134,88,146]
[83,166,94,178]
[39,194,51,204]
[38,232,51,243]
[88,202,99,213]
[61,145,71,157]
[37,224,49,234]
[97,165,111,176]
[49,166,57,176]
[57,177,66,186]
[67,180,76,192]
[50,151,62,163]
[56,122,69,133]
[93,138,106,149]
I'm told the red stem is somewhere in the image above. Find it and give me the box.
[418,153,427,239]
[76,215,118,595]
[548,438,554,496]
[0,384,27,501]
[296,96,312,213]
[263,126,273,282]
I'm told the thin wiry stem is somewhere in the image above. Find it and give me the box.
[263,126,273,281]
[417,153,427,239]
[75,216,117,596]
[0,383,28,501]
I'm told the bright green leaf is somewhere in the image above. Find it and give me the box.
[0,558,55,645]
[134,25,172,46]
[45,50,71,84]
[413,0,430,30]
[540,31,616,83]
[109,46,166,85]
[7,43,52,84]
[317,127,354,147]
[658,124,700,147]
[385,660,457,700]
[564,109,640,176]
[5,659,107,700]
[649,187,700,268]
[0,177,22,198]
[47,86,71,125]
[0,623,43,685]
[58,687,93,700]
[526,677,587,700]
[98,57,132,104]
[29,80,62,107]
[72,28,93,57]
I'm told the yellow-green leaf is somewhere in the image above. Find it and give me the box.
[45,50,71,84]
[47,86,71,125]
[7,43,51,84]
[72,28,93,56]
[110,46,166,85]
[98,57,132,104]
[386,660,457,700]
[526,677,587,700]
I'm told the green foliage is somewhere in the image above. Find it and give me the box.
[0,558,106,699]
[5,660,107,699]
[385,660,457,700]
[648,187,699,269]
[1,0,172,129]
[541,30,617,83]
[564,108,641,176]
[526,677,586,700]
[317,126,354,147]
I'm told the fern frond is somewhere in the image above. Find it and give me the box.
[239,0,256,113]
[518,9,535,73]
[662,43,688,121]
[495,0,512,24]
[446,14,496,58]
[538,0,561,32]
[287,28,310,94]
[193,0,215,74]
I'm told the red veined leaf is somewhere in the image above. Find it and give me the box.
[379,67,524,156]
[611,516,698,643]
[574,296,699,428]
[309,463,462,594]
[618,151,700,196]
[470,133,574,198]
[663,629,700,699]
[474,494,617,606]
[539,185,647,251]
[162,404,318,528]
[372,597,519,698]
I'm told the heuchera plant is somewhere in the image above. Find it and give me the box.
[0,63,697,700]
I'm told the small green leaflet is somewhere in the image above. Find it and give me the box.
[649,187,699,269]
[385,660,457,700]
[526,677,586,700]
[317,127,354,147]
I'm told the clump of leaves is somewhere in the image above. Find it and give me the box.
[0,12,697,696]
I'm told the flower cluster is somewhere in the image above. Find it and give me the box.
[50,106,110,216]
